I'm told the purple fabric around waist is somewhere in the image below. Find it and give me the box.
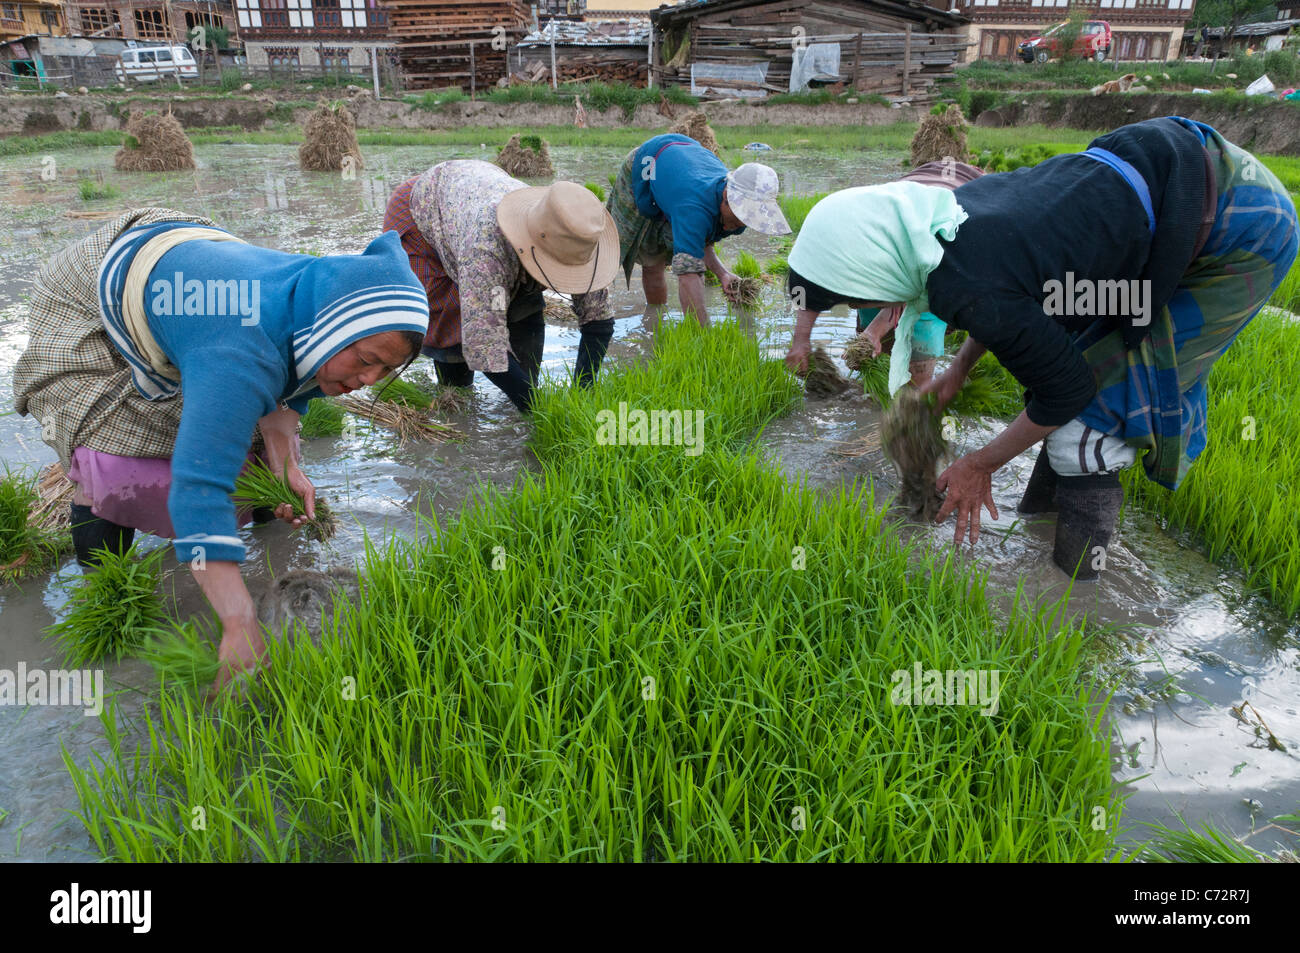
[67,447,262,538]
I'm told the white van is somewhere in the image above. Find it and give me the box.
[114,46,199,83]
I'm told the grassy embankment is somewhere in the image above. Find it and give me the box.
[65,320,1115,861]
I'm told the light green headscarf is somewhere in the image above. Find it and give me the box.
[787,181,968,394]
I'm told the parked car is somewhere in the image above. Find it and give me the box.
[1018,20,1112,64]
[114,46,199,83]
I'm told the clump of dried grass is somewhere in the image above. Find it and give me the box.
[910,104,969,167]
[114,110,195,172]
[669,111,722,157]
[335,393,462,444]
[496,133,554,178]
[299,101,363,172]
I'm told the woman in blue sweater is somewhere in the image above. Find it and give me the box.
[14,208,429,689]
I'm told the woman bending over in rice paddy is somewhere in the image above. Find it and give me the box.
[385,160,619,414]
[12,209,429,689]
[784,117,1298,579]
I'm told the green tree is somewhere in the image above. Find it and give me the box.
[1052,8,1090,64]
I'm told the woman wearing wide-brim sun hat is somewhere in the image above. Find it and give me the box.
[384,160,620,414]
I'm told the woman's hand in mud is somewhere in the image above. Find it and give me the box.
[935,453,999,547]
[784,338,812,376]
[209,614,267,699]
[918,363,964,415]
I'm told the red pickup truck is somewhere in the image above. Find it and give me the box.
[1018,20,1112,63]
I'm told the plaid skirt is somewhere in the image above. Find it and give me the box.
[609,148,674,287]
[1073,121,1300,489]
[12,208,224,470]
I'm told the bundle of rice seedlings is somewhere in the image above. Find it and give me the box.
[113,110,196,172]
[299,398,346,439]
[257,566,360,649]
[801,347,853,399]
[298,101,364,173]
[372,375,431,411]
[909,103,969,168]
[668,111,721,157]
[137,620,221,693]
[496,133,554,178]
[584,181,606,202]
[51,543,167,666]
[764,256,789,277]
[232,459,338,541]
[334,393,462,445]
[881,386,949,522]
[842,333,875,373]
[0,466,67,580]
[732,251,766,309]
[428,385,473,416]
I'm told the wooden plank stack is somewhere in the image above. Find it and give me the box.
[384,0,532,90]
[653,0,970,105]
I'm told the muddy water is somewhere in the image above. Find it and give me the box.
[1,143,1296,862]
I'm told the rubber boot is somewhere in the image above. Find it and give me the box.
[1052,473,1123,581]
[70,503,136,569]
[1017,446,1059,515]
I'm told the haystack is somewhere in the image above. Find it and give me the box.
[669,111,722,158]
[910,104,969,168]
[298,101,364,172]
[881,387,948,522]
[496,133,554,178]
[114,110,195,172]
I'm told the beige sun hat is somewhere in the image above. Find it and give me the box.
[497,181,620,294]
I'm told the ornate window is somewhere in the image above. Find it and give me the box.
[134,9,169,41]
[80,8,113,32]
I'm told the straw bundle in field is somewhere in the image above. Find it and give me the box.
[114,110,196,172]
[298,101,364,172]
[496,133,554,178]
[335,393,462,444]
[910,104,969,168]
[669,111,721,157]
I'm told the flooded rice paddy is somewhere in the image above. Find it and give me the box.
[0,142,1296,861]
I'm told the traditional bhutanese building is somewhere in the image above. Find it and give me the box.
[62,1,235,45]
[1,0,67,41]
[231,0,392,70]
[954,0,1196,63]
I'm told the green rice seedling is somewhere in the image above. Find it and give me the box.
[1136,822,1268,863]
[299,398,346,439]
[731,251,766,308]
[778,192,828,236]
[584,181,606,203]
[763,256,789,277]
[1124,309,1300,614]
[233,459,337,542]
[0,466,65,581]
[372,375,432,411]
[67,320,1117,862]
[137,620,222,693]
[949,351,1024,419]
[51,543,167,666]
[733,251,762,279]
[77,178,119,202]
